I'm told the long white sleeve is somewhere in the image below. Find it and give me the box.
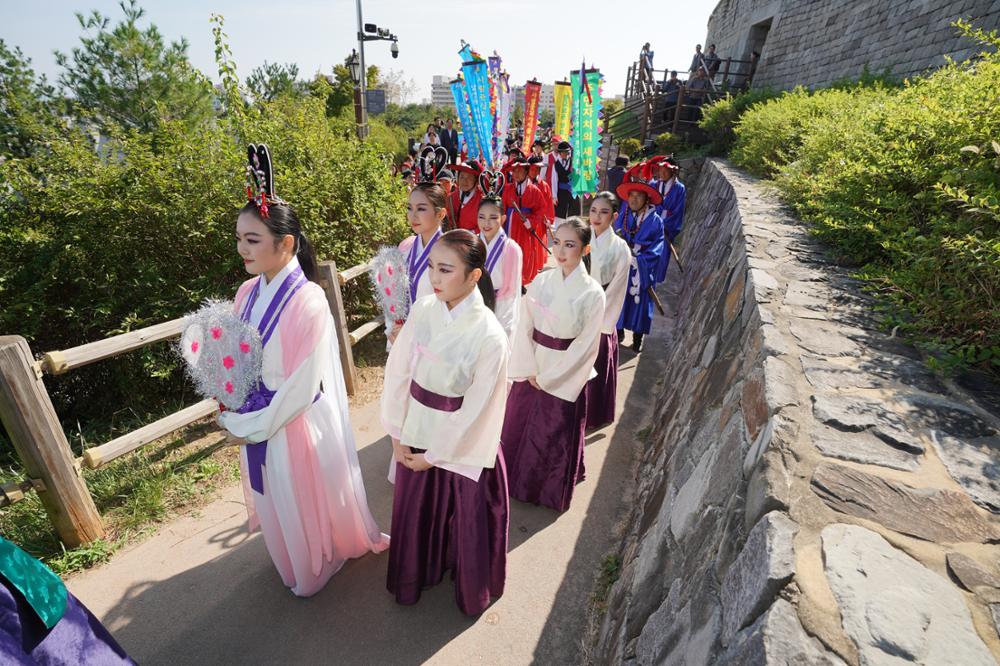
[601,244,631,333]
[380,309,416,440]
[494,247,523,340]
[536,289,605,401]
[219,309,328,444]
[509,290,539,380]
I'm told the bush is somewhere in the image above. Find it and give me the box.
[698,87,778,155]
[729,21,1000,371]
[655,132,687,155]
[618,137,641,158]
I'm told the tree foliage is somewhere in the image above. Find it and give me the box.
[54,0,214,133]
[0,39,58,158]
[246,61,304,102]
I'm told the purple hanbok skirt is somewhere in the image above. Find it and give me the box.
[501,380,587,512]
[585,333,619,430]
[387,448,509,616]
[1,575,134,665]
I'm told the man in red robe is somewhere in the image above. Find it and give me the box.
[450,160,485,232]
[528,155,555,232]
[502,155,549,285]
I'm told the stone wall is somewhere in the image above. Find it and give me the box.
[594,159,1000,664]
[704,0,1000,91]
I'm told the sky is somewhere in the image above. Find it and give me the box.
[3,0,716,101]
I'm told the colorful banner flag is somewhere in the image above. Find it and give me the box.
[553,81,572,141]
[461,58,495,167]
[520,80,542,155]
[450,78,478,160]
[495,72,513,164]
[570,68,603,197]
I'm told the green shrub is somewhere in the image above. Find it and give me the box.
[654,132,687,155]
[698,87,778,155]
[618,137,641,158]
[730,20,1000,371]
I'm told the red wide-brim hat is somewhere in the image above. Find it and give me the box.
[616,180,664,206]
[452,160,484,176]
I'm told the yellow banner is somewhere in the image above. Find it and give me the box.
[553,81,572,141]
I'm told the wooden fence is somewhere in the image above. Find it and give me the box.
[0,258,381,547]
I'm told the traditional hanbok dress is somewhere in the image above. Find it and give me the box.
[482,229,523,341]
[615,206,665,336]
[381,289,510,616]
[501,264,605,511]
[0,536,134,664]
[650,177,686,282]
[399,230,443,304]
[585,228,631,429]
[219,257,389,597]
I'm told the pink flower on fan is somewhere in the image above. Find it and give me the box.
[385,287,391,296]
[239,342,250,353]
[376,273,382,284]
[224,381,234,394]
[211,327,222,339]
[190,341,199,353]
[389,305,396,314]
[387,265,394,276]
[222,355,235,370]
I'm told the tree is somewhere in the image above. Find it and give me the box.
[317,55,379,118]
[603,98,623,116]
[0,39,58,158]
[539,108,555,127]
[246,61,303,102]
[376,69,417,106]
[55,0,214,132]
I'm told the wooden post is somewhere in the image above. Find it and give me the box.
[625,65,633,99]
[722,58,732,90]
[640,92,652,147]
[317,261,358,396]
[0,336,104,546]
[672,86,686,135]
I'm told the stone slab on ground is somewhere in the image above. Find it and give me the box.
[822,523,995,666]
[718,599,847,665]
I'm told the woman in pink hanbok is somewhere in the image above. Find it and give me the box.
[476,171,523,341]
[218,144,389,597]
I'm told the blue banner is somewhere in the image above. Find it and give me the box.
[450,79,479,161]
[462,59,495,167]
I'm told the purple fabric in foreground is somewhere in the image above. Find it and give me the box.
[409,381,465,412]
[531,328,575,351]
[500,380,587,512]
[585,332,618,429]
[0,574,134,665]
[387,448,508,616]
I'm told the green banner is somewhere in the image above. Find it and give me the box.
[570,69,603,197]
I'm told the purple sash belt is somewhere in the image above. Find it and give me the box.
[244,391,321,494]
[532,328,575,351]
[410,380,464,412]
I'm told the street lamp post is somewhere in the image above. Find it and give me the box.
[353,0,399,141]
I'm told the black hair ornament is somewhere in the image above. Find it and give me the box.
[417,146,449,184]
[245,144,285,218]
[478,169,506,204]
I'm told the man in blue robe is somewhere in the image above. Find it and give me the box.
[648,156,686,283]
[614,173,665,353]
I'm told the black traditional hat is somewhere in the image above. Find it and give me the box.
[245,144,286,218]
[527,155,545,172]
[556,141,572,153]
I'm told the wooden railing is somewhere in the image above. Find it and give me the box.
[0,258,382,546]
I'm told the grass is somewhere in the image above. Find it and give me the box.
[0,420,240,576]
[590,553,623,614]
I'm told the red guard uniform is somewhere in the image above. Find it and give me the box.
[502,178,548,285]
[450,187,484,232]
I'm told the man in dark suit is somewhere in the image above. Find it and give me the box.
[440,119,460,164]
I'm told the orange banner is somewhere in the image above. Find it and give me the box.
[520,80,542,155]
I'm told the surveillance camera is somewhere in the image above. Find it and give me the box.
[391,42,399,58]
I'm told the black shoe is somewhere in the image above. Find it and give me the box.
[632,334,643,353]
[616,329,624,344]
